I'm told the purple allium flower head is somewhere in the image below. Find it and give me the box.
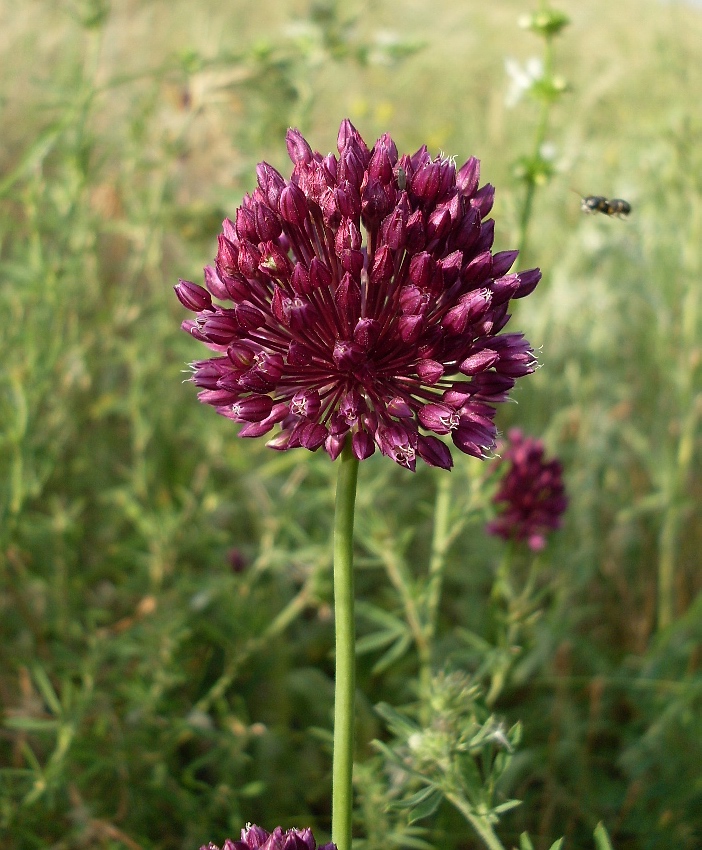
[486,428,568,551]
[199,824,336,850]
[176,120,541,471]
[227,547,248,573]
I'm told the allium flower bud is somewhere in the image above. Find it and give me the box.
[203,266,230,301]
[256,161,286,208]
[176,120,542,470]
[235,206,258,242]
[411,160,443,204]
[216,234,239,277]
[487,429,568,550]
[255,203,282,241]
[280,183,309,226]
[174,280,213,312]
[286,128,314,165]
[456,156,480,196]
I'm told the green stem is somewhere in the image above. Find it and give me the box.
[380,545,428,671]
[420,473,453,700]
[332,441,360,850]
[657,393,699,630]
[517,181,537,265]
[425,474,453,640]
[657,256,700,631]
[485,545,514,707]
[517,35,554,265]
[446,792,506,850]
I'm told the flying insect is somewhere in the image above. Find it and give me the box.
[577,193,631,218]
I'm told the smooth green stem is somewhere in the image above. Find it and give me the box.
[332,441,359,850]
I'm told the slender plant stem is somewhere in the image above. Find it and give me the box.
[657,255,700,630]
[657,386,698,631]
[332,441,359,850]
[517,180,536,265]
[425,474,453,641]
[517,35,554,265]
[446,792,506,850]
[485,545,514,707]
[193,576,316,714]
[380,546,428,666]
[419,473,453,700]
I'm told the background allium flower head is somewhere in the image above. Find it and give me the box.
[200,824,335,850]
[176,120,541,471]
[487,428,568,551]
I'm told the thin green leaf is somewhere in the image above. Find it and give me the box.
[240,780,265,797]
[356,601,408,631]
[372,633,413,674]
[4,717,60,733]
[492,799,521,815]
[356,629,402,655]
[374,702,420,737]
[387,834,434,850]
[593,823,614,850]
[20,741,42,772]
[457,628,494,653]
[308,726,334,744]
[392,784,439,810]
[31,666,62,716]
[519,834,535,850]
[372,740,425,782]
[371,739,407,770]
[0,123,65,197]
[408,788,443,823]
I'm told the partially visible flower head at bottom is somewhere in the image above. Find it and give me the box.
[487,428,567,551]
[176,119,541,471]
[200,824,336,850]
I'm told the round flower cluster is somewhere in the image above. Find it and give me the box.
[200,824,335,850]
[176,120,541,471]
[487,428,568,550]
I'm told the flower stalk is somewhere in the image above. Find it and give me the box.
[512,5,569,264]
[332,440,359,850]
[175,119,545,850]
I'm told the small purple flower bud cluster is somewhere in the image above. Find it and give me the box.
[176,120,541,471]
[487,429,568,551]
[200,824,335,850]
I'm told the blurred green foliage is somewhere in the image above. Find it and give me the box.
[1,0,702,848]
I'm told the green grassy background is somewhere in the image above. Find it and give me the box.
[1,1,702,848]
